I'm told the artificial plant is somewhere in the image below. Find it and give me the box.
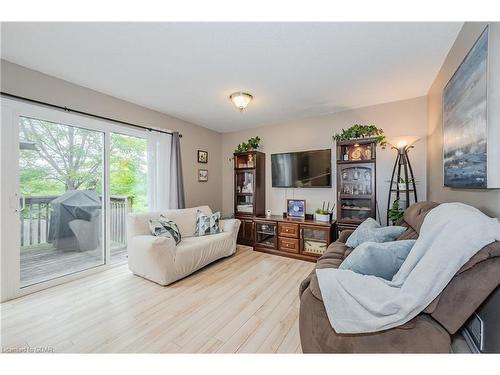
[315,201,334,215]
[235,136,261,153]
[333,124,386,148]
[388,199,405,224]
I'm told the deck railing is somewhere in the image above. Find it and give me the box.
[20,195,129,247]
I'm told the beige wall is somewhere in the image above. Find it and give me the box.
[222,97,428,224]
[0,60,223,212]
[427,23,500,217]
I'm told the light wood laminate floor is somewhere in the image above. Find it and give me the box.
[1,245,314,353]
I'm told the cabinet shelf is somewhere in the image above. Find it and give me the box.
[339,194,372,199]
[337,159,375,164]
[256,230,275,236]
[341,206,371,211]
[235,167,256,171]
[303,238,327,243]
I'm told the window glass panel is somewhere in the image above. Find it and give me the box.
[109,132,148,265]
[19,116,104,287]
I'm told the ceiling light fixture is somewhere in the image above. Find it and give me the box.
[229,92,253,112]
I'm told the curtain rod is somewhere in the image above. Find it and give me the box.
[0,92,182,138]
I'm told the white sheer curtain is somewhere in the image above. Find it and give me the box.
[147,132,172,211]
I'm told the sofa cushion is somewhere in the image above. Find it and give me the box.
[402,201,439,235]
[339,240,417,280]
[299,287,451,353]
[322,241,350,261]
[127,205,213,238]
[174,231,235,275]
[345,218,406,248]
[194,210,221,236]
[162,205,212,238]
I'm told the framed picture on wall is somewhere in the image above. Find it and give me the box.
[197,150,208,163]
[198,169,208,182]
[287,199,306,218]
[443,26,488,188]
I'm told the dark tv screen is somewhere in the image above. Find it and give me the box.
[271,149,331,188]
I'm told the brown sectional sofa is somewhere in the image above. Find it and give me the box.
[299,201,500,353]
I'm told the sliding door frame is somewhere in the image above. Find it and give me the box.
[0,98,149,301]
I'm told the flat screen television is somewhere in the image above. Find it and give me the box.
[271,149,331,188]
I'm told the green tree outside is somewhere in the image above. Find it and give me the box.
[19,117,148,212]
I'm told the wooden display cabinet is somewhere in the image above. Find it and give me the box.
[234,151,265,219]
[336,138,377,237]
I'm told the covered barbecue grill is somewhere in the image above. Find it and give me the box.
[48,190,102,251]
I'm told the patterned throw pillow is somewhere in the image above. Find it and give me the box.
[149,219,171,238]
[345,217,407,248]
[194,210,221,236]
[158,215,182,244]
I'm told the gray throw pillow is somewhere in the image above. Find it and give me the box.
[194,210,221,236]
[345,218,407,248]
[339,240,417,280]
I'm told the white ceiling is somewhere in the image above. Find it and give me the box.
[1,22,462,133]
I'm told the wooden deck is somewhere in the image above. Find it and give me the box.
[20,243,128,287]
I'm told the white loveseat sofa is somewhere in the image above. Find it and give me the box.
[127,205,241,285]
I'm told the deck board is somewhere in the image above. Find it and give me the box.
[20,243,128,287]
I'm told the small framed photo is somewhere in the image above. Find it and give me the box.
[287,199,306,218]
[197,150,208,163]
[198,169,208,182]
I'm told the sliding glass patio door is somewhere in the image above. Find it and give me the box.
[18,116,105,287]
[1,98,152,301]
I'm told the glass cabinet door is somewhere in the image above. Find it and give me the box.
[338,163,374,222]
[255,221,276,248]
[234,153,256,169]
[339,198,373,221]
[235,171,254,215]
[339,143,375,162]
[339,165,373,196]
[301,226,329,257]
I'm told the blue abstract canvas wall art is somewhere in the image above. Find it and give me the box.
[443,27,488,188]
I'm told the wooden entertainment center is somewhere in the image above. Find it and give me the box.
[233,150,336,262]
[239,215,336,262]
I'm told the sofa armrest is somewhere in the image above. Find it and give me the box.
[220,218,240,234]
[338,229,354,243]
[127,235,177,285]
[130,234,176,254]
[220,219,241,245]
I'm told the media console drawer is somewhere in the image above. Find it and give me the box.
[278,222,299,238]
[278,237,299,253]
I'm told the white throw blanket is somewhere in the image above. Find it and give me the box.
[316,202,500,334]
